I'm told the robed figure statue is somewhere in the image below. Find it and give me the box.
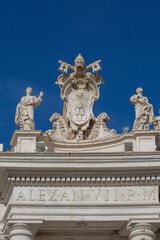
[15,87,43,130]
[130,87,154,130]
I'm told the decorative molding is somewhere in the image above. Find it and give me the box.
[6,174,160,185]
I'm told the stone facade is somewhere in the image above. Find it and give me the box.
[0,55,160,240]
[1,152,160,240]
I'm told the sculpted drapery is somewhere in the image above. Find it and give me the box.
[130,87,154,130]
[15,87,43,130]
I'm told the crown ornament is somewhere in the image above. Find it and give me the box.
[57,54,104,86]
[74,54,85,68]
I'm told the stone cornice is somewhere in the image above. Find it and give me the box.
[0,151,160,161]
[1,150,160,156]
[0,152,160,173]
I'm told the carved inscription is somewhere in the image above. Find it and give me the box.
[13,186,158,204]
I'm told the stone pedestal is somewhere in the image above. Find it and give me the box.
[10,130,42,153]
[9,224,36,240]
[128,223,156,240]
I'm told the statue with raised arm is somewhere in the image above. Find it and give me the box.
[130,87,154,130]
[15,87,43,130]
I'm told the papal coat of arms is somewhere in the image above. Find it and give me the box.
[45,54,116,141]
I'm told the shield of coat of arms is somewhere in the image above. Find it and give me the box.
[65,87,95,131]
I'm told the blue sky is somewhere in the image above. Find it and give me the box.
[0,0,160,150]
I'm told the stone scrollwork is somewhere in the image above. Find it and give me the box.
[45,54,117,142]
[86,113,116,140]
[49,113,75,140]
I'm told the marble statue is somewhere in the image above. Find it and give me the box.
[130,87,160,130]
[15,87,43,130]
[152,109,160,129]
[45,54,116,142]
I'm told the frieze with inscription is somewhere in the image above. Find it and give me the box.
[11,186,158,205]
